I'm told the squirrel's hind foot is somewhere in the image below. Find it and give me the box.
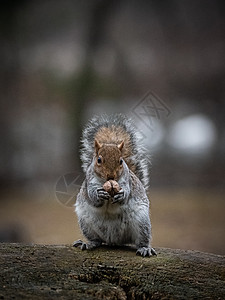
[73,239,101,250]
[73,239,87,250]
[136,247,157,257]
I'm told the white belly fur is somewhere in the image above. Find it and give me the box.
[75,198,143,246]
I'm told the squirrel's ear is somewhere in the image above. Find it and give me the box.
[117,140,124,151]
[94,139,102,153]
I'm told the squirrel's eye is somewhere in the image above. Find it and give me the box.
[97,157,102,164]
[120,159,123,165]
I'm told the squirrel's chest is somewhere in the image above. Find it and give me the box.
[90,201,132,245]
[101,199,123,214]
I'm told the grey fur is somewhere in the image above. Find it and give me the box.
[74,115,156,256]
[75,160,156,256]
[80,114,150,189]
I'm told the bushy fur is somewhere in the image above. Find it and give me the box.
[80,114,150,189]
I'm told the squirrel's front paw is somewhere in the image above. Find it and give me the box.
[97,188,110,200]
[112,189,125,204]
[92,188,110,206]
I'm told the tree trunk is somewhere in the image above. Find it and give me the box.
[0,243,224,299]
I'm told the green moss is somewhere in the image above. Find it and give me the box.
[0,244,224,299]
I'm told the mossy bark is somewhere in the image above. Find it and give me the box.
[0,243,224,299]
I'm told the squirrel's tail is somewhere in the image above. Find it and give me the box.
[80,114,150,189]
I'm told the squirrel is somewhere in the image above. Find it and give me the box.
[73,114,156,257]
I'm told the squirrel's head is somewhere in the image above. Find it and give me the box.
[94,138,124,181]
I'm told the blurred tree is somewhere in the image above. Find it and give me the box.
[0,0,28,187]
[69,0,121,161]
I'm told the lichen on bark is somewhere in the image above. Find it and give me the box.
[0,244,224,299]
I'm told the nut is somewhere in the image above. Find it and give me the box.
[103,181,112,193]
[110,180,120,193]
[103,180,121,196]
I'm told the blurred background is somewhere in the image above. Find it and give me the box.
[0,0,224,254]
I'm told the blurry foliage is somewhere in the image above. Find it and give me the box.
[0,0,225,188]
[42,66,120,106]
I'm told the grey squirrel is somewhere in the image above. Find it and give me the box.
[74,114,156,257]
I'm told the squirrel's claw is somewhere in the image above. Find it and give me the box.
[112,190,124,204]
[73,239,102,250]
[97,188,110,200]
[73,239,82,247]
[150,248,157,256]
[73,239,87,250]
[136,247,157,257]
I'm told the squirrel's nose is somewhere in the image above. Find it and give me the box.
[107,171,117,181]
